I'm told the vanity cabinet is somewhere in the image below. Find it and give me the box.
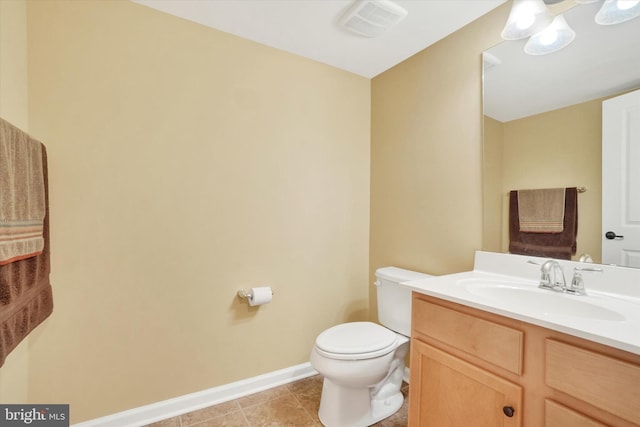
[409,293,640,427]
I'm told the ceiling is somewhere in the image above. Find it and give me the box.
[131,0,507,78]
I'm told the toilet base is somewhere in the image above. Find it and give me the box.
[371,391,404,423]
[317,378,404,427]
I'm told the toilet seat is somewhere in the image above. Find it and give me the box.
[314,322,399,360]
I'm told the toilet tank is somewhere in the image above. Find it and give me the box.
[375,267,432,337]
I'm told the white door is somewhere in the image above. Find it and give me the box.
[602,89,640,267]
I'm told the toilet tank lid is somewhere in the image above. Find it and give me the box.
[375,266,431,283]
[315,322,397,355]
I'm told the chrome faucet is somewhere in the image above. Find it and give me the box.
[530,259,603,295]
[539,260,566,291]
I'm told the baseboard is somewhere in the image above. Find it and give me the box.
[73,362,318,427]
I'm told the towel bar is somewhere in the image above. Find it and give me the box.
[512,186,587,193]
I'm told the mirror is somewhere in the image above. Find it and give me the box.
[482,1,640,266]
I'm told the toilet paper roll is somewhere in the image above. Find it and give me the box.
[249,286,273,306]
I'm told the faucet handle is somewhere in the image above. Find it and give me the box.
[567,266,603,296]
[574,266,603,273]
[568,269,586,295]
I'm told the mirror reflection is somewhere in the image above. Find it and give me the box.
[482,1,640,267]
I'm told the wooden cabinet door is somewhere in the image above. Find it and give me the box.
[409,339,522,427]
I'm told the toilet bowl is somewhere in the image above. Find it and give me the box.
[310,321,409,427]
[310,267,431,427]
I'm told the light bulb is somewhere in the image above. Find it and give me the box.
[501,0,554,40]
[516,14,536,29]
[617,0,640,10]
[539,28,559,46]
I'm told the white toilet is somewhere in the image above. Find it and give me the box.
[310,267,431,427]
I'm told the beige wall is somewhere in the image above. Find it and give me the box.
[0,0,30,404]
[483,116,504,253]
[369,3,510,314]
[484,99,602,261]
[20,0,370,422]
[0,0,28,130]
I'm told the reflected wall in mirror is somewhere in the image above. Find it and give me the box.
[482,1,640,266]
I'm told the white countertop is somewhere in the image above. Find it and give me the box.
[403,251,640,355]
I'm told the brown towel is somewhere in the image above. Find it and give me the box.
[517,188,565,233]
[509,187,578,260]
[0,140,53,367]
[0,118,46,264]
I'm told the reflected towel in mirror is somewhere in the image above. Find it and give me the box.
[509,187,578,259]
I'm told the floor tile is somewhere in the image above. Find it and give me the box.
[242,395,318,427]
[294,392,321,424]
[146,417,180,427]
[189,410,249,427]
[181,400,241,426]
[237,384,291,409]
[287,375,323,397]
[143,374,408,427]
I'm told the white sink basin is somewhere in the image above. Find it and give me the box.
[401,251,640,355]
[459,279,626,322]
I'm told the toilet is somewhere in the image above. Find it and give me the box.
[310,267,431,427]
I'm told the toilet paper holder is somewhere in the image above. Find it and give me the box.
[237,289,251,299]
[237,288,274,300]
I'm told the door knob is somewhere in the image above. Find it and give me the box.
[605,231,624,240]
[502,406,515,417]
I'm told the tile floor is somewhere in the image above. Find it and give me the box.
[146,375,409,427]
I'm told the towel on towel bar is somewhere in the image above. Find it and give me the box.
[0,118,46,265]
[509,187,578,260]
[0,119,53,367]
[517,188,565,233]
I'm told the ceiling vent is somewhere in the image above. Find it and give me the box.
[339,0,408,38]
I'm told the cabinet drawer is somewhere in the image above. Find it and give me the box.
[544,400,607,427]
[545,339,640,425]
[413,297,523,375]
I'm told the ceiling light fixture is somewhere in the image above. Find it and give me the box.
[595,0,640,25]
[524,14,576,55]
[339,0,408,38]
[502,0,640,56]
[501,0,555,40]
